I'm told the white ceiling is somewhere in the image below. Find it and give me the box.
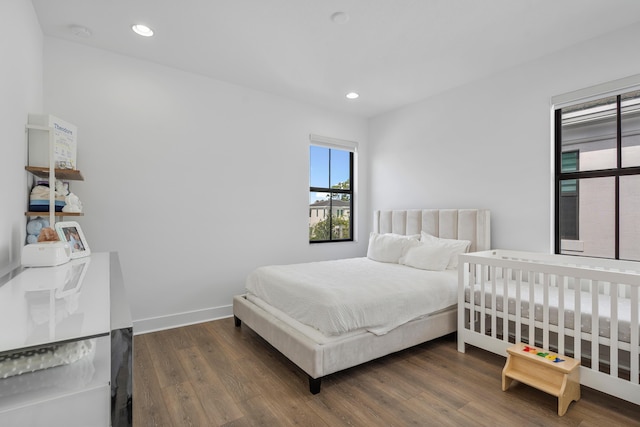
[31,0,640,118]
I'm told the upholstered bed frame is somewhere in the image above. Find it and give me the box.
[233,209,491,394]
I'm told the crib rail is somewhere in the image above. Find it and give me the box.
[458,250,640,406]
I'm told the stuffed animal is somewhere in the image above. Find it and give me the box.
[55,179,69,196]
[37,227,59,242]
[62,192,83,213]
[26,217,50,244]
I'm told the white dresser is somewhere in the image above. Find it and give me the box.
[0,252,132,426]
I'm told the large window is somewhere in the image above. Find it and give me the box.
[555,89,640,260]
[309,135,356,243]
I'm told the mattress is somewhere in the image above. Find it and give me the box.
[465,281,639,343]
[246,257,458,336]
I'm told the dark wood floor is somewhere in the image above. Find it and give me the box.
[133,317,640,426]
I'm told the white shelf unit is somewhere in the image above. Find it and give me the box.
[25,120,83,227]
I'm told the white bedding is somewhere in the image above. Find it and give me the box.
[245,257,458,336]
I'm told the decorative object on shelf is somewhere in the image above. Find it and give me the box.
[26,217,50,244]
[37,227,59,242]
[27,114,77,170]
[55,221,90,259]
[55,179,69,196]
[62,192,83,213]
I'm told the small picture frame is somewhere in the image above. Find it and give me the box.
[55,221,91,259]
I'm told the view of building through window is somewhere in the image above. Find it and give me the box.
[557,89,640,260]
[309,145,353,242]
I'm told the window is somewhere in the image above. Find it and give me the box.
[554,88,640,260]
[309,135,356,243]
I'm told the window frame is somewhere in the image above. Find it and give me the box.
[554,90,640,259]
[308,134,357,244]
[309,148,354,243]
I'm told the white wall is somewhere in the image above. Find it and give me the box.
[42,38,368,332]
[0,0,42,276]
[368,23,640,252]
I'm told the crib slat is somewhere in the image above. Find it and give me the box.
[469,263,476,335]
[558,275,565,355]
[610,283,619,378]
[543,273,550,350]
[515,269,522,345]
[574,275,581,362]
[480,264,486,337]
[590,280,599,373]
[631,284,639,385]
[528,270,535,345]
[503,267,509,342]
[491,266,497,339]
[458,260,466,353]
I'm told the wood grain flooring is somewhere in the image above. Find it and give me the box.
[133,317,640,426]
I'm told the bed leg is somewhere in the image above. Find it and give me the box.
[309,376,321,394]
[234,316,241,327]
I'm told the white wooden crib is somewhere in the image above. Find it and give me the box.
[457,250,640,405]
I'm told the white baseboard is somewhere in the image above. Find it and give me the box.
[133,304,233,335]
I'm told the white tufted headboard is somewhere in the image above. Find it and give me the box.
[373,209,491,253]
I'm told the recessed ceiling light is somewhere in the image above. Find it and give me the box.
[331,11,350,24]
[69,25,92,38]
[132,24,154,37]
[346,92,359,100]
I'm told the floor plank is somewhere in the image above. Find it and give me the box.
[132,336,174,427]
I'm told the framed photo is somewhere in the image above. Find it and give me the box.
[55,221,91,259]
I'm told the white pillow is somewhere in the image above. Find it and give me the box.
[367,232,419,263]
[420,231,471,269]
[399,241,451,271]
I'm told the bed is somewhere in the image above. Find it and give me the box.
[457,250,640,405]
[233,208,490,394]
